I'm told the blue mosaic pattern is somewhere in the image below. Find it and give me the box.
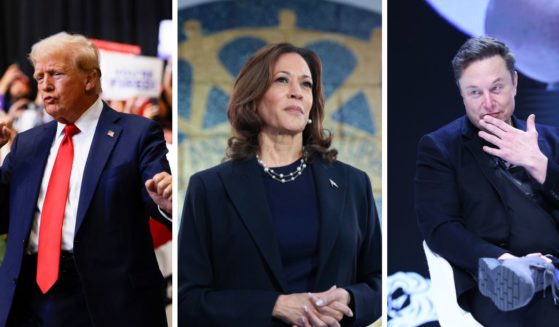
[178,0,381,43]
[178,131,187,143]
[203,87,229,129]
[178,59,192,120]
[219,37,268,78]
[178,0,382,216]
[306,40,356,100]
[332,91,375,135]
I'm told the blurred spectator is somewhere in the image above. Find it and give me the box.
[0,64,44,133]
[0,64,31,110]
[0,114,15,165]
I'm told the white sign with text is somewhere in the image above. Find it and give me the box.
[100,50,163,100]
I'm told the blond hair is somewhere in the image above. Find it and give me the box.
[29,32,102,93]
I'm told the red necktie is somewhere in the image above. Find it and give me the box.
[37,124,80,294]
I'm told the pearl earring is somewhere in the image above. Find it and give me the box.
[307,119,312,124]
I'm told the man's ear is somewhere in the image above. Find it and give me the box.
[84,70,99,92]
[512,70,518,95]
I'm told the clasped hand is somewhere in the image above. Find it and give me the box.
[145,172,172,215]
[273,286,353,327]
[478,114,548,184]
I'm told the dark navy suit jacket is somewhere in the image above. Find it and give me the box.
[0,104,170,326]
[178,156,382,326]
[415,115,559,310]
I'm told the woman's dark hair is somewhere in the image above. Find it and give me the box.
[226,43,337,163]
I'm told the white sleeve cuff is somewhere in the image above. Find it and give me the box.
[157,205,172,222]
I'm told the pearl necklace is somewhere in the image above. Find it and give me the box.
[256,155,307,183]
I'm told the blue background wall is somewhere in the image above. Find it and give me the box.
[177,0,382,218]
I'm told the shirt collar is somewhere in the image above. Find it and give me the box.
[55,97,103,136]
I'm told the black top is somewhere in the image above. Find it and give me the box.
[261,159,320,293]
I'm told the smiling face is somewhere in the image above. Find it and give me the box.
[458,55,518,130]
[33,51,96,124]
[256,52,313,136]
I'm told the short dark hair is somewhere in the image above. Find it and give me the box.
[451,36,516,83]
[226,43,337,163]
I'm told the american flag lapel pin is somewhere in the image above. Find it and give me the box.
[107,130,115,137]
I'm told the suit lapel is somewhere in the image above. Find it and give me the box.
[219,158,287,292]
[75,105,122,233]
[19,123,57,235]
[311,158,344,288]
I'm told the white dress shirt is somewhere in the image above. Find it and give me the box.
[27,97,103,254]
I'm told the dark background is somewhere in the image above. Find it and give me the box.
[388,0,465,280]
[388,0,550,325]
[0,0,171,93]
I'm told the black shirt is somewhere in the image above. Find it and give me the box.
[262,159,320,293]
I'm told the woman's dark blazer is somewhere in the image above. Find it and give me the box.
[178,156,381,326]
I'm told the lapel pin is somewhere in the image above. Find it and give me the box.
[329,179,338,189]
[107,130,115,137]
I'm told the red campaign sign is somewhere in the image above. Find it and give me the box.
[89,38,141,55]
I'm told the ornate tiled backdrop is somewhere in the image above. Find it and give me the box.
[177,0,382,214]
